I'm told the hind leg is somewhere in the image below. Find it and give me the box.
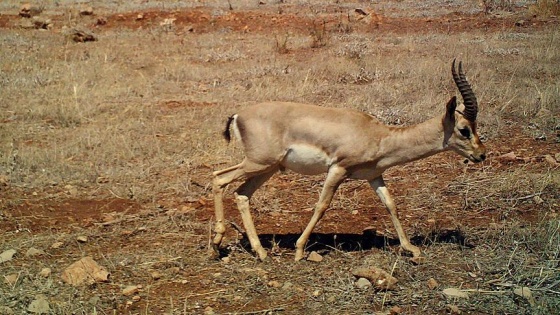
[211,159,276,258]
[212,163,245,255]
[235,169,277,260]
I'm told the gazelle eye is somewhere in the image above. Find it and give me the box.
[459,128,471,139]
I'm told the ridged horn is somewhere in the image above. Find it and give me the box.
[452,59,478,122]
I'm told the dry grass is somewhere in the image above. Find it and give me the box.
[530,0,560,16]
[1,0,559,314]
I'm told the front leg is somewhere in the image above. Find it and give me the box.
[295,165,347,261]
[369,177,424,264]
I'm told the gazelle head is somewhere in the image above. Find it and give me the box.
[443,60,486,163]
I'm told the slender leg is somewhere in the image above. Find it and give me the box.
[295,165,347,261]
[211,158,276,259]
[369,176,424,263]
[211,163,246,256]
[235,170,277,260]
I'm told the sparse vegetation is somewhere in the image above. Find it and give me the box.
[275,32,290,54]
[530,0,560,16]
[481,0,516,13]
[0,0,558,314]
[310,20,329,48]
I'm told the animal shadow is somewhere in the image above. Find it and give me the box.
[219,228,472,259]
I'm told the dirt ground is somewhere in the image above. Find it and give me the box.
[1,1,559,314]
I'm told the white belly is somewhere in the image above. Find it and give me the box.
[281,144,332,175]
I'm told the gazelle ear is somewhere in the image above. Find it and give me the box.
[445,96,457,122]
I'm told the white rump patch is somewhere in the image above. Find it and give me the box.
[281,144,332,175]
[231,114,242,141]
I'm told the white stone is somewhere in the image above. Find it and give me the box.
[0,249,16,263]
[355,277,372,289]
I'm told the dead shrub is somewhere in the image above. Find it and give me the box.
[275,32,290,54]
[310,20,329,48]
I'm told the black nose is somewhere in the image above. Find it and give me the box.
[480,154,486,161]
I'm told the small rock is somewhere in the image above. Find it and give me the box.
[312,289,321,297]
[61,256,110,286]
[533,195,544,205]
[31,17,52,30]
[514,286,536,306]
[19,4,43,18]
[132,295,141,302]
[544,155,558,166]
[351,267,398,290]
[355,277,372,289]
[4,273,18,285]
[0,175,9,186]
[96,17,108,26]
[307,251,323,262]
[442,287,469,299]
[221,256,231,263]
[390,306,402,315]
[204,306,215,315]
[355,8,369,16]
[79,6,94,16]
[38,268,51,278]
[27,295,50,314]
[535,134,547,141]
[26,247,45,257]
[122,285,139,296]
[136,14,144,21]
[51,241,64,249]
[281,281,293,290]
[66,28,98,43]
[151,271,162,280]
[447,304,461,314]
[267,280,282,288]
[497,151,518,163]
[427,278,439,290]
[88,295,100,305]
[77,235,88,243]
[0,249,17,263]
[64,185,78,196]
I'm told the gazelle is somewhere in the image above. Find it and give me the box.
[211,60,486,263]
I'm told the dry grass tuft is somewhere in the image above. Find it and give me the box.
[530,0,560,16]
[310,20,329,48]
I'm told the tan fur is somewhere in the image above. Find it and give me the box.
[211,68,486,263]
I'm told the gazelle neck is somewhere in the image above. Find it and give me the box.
[377,114,448,169]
